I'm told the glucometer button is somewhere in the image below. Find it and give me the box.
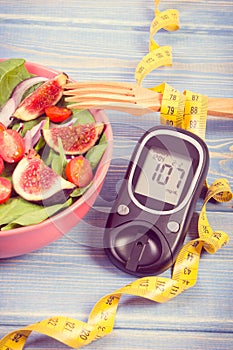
[117,204,130,216]
[167,221,180,233]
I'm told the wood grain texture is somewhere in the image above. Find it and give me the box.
[0,1,233,349]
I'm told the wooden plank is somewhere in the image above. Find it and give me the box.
[0,1,232,349]
[0,326,233,350]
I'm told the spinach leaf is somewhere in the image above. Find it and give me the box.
[0,197,41,226]
[1,198,72,230]
[70,109,95,124]
[43,147,55,167]
[0,59,31,107]
[51,138,67,176]
[70,182,93,198]
[34,117,50,152]
[85,133,108,170]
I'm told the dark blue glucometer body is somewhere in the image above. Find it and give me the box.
[104,125,209,277]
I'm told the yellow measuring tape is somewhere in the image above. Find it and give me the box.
[1,0,232,349]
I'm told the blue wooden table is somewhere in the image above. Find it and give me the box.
[0,1,233,349]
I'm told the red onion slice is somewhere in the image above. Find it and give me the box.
[24,119,47,151]
[0,97,16,126]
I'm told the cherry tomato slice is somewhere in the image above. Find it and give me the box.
[65,156,93,187]
[0,122,6,132]
[0,177,12,204]
[0,157,4,175]
[0,129,25,163]
[45,106,72,123]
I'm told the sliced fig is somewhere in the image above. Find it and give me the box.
[43,122,104,155]
[12,150,75,202]
[13,73,68,121]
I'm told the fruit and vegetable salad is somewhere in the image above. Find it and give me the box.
[0,58,108,230]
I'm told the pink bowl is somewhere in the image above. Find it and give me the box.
[0,60,113,258]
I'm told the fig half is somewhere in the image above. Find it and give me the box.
[43,122,104,155]
[12,150,75,202]
[13,73,68,121]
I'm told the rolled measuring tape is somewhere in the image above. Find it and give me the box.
[0,1,232,349]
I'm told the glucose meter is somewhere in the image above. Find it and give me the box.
[104,125,209,276]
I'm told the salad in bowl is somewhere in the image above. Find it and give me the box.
[0,58,113,258]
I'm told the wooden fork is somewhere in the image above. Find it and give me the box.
[63,81,233,118]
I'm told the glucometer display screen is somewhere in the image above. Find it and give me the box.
[134,146,193,206]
